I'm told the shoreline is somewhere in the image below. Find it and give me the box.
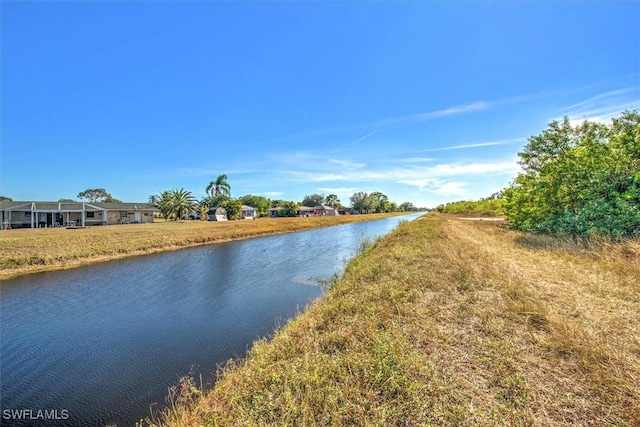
[154,213,639,426]
[0,213,409,281]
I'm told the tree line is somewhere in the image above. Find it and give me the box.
[438,110,639,238]
[148,175,421,221]
[434,192,504,216]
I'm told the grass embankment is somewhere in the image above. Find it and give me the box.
[0,214,401,280]
[153,213,639,426]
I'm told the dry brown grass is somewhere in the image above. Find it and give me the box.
[0,214,400,280]
[149,212,639,426]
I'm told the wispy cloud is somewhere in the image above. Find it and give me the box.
[270,91,543,149]
[397,179,468,197]
[282,159,518,187]
[416,138,525,153]
[262,191,284,198]
[413,102,488,120]
[366,92,546,130]
[328,158,366,168]
[347,129,379,147]
[371,102,489,128]
[401,157,436,163]
[562,87,640,125]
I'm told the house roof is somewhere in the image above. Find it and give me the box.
[94,202,157,210]
[207,207,227,214]
[0,201,158,211]
[241,205,256,210]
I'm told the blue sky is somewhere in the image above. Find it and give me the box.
[2,1,639,208]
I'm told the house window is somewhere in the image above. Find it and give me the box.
[24,212,31,218]
[86,212,95,218]
[120,211,128,218]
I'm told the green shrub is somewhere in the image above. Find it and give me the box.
[503,111,640,237]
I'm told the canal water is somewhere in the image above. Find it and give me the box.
[0,214,421,426]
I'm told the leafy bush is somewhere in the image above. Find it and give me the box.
[503,111,640,238]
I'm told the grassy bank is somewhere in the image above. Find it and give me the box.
[151,213,639,426]
[0,214,402,280]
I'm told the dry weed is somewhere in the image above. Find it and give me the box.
[149,213,639,426]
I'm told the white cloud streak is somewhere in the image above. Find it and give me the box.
[283,160,519,187]
[416,138,525,152]
[562,87,640,124]
[371,102,489,128]
[346,129,380,147]
[401,157,436,163]
[328,158,366,168]
[262,191,284,198]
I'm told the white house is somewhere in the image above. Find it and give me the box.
[240,205,257,219]
[0,201,158,229]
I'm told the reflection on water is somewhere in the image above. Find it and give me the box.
[0,214,421,426]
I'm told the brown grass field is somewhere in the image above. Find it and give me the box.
[149,213,639,426]
[0,214,402,280]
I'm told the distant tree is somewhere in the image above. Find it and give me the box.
[399,202,417,212]
[350,192,369,213]
[78,188,108,202]
[149,189,197,221]
[201,194,230,209]
[149,191,173,220]
[221,198,243,220]
[324,194,341,208]
[0,196,13,202]
[58,198,75,202]
[280,201,299,217]
[206,174,231,198]
[302,194,325,207]
[103,194,122,203]
[369,191,391,213]
[239,194,271,217]
[77,188,120,203]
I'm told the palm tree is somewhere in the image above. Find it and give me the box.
[150,191,173,220]
[169,188,197,221]
[206,174,231,198]
[150,189,197,221]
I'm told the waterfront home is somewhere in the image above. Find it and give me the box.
[0,201,158,229]
[338,207,351,215]
[300,205,339,216]
[313,205,338,216]
[268,207,283,218]
[267,205,339,218]
[240,205,257,219]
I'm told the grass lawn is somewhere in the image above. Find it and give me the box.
[151,213,639,426]
[0,214,403,280]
